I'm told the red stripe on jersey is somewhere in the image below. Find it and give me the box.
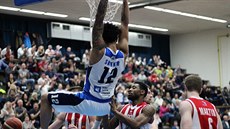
[188,98,218,129]
[135,104,147,117]
[81,115,87,129]
[66,113,73,124]
[76,113,81,126]
[121,104,130,114]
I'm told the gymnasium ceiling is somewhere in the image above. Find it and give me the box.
[0,0,230,35]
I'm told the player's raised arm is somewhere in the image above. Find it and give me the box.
[90,0,108,65]
[117,0,129,56]
[92,0,108,50]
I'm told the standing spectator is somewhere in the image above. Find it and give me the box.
[17,44,26,59]
[24,32,31,48]
[14,99,27,121]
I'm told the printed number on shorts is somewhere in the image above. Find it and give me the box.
[51,99,59,104]
[98,67,117,83]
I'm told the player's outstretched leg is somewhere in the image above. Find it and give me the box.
[40,93,52,129]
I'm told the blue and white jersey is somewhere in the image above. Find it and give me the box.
[83,47,125,102]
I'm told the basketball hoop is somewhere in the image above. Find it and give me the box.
[85,0,122,27]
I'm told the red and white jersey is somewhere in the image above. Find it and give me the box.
[186,97,220,129]
[65,113,90,129]
[118,102,150,129]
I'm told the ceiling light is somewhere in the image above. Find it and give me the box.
[20,9,44,15]
[144,6,227,23]
[44,12,68,18]
[79,17,168,32]
[109,0,130,4]
[0,6,20,11]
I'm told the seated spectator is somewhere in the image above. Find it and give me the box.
[137,71,147,82]
[22,93,31,111]
[65,47,76,60]
[0,58,8,71]
[14,99,27,121]
[154,93,164,107]
[172,93,181,106]
[82,49,90,69]
[54,45,62,60]
[45,45,55,58]
[16,63,35,91]
[148,71,159,84]
[6,73,17,93]
[171,120,179,129]
[35,45,45,60]
[23,115,35,129]
[164,92,172,104]
[159,100,174,125]
[0,101,15,122]
[27,57,39,80]
[27,44,37,58]
[222,87,230,105]
[115,84,125,105]
[37,57,49,73]
[28,102,40,128]
[37,73,54,95]
[1,45,12,62]
[5,61,18,78]
[123,70,134,82]
[28,92,40,108]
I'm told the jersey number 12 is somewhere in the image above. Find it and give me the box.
[98,67,118,83]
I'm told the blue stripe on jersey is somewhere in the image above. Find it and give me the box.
[83,66,92,92]
[105,48,124,59]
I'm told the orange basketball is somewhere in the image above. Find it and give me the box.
[2,117,22,129]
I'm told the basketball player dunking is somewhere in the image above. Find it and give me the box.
[40,0,129,128]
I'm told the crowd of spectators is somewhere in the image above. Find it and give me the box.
[0,43,229,128]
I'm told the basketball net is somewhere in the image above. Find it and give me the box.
[86,0,122,27]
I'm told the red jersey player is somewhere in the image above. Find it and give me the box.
[179,75,223,129]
